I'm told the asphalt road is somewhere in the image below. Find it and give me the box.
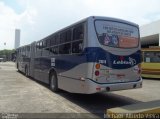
[0,62,160,118]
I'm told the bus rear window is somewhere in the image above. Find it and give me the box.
[95,20,139,48]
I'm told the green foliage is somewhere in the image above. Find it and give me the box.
[0,49,15,58]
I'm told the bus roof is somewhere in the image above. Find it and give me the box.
[17,16,139,48]
[89,16,139,27]
[16,44,30,50]
[39,16,139,42]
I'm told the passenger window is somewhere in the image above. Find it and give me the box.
[73,24,84,41]
[66,30,72,42]
[44,48,50,56]
[50,46,59,55]
[36,42,40,51]
[60,32,66,44]
[39,42,43,49]
[59,43,71,54]
[27,46,30,57]
[60,30,72,44]
[43,40,46,48]
[50,36,56,46]
[55,34,60,45]
[46,39,50,47]
[72,40,83,53]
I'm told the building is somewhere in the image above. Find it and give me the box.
[140,20,160,48]
[14,29,20,49]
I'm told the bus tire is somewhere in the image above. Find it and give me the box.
[17,63,20,71]
[49,72,58,92]
[25,66,29,77]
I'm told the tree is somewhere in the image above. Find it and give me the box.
[0,49,15,61]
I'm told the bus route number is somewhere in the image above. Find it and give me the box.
[51,58,55,67]
[99,60,106,64]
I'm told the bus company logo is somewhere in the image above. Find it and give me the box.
[113,57,136,66]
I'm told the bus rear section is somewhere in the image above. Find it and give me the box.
[85,17,142,93]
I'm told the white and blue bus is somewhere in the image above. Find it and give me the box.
[16,16,142,94]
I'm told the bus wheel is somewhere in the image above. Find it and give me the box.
[50,72,58,92]
[25,66,29,77]
[17,63,20,71]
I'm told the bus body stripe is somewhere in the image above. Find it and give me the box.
[84,47,141,69]
[45,47,141,74]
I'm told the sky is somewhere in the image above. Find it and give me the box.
[0,0,160,50]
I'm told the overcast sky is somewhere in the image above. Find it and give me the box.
[0,0,160,50]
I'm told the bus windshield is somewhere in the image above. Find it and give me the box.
[95,20,139,48]
[144,51,160,63]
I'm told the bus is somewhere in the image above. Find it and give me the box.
[16,44,31,76]
[16,16,142,94]
[141,47,160,78]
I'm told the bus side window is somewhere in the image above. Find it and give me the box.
[50,46,59,55]
[36,42,39,51]
[60,32,66,44]
[73,24,84,41]
[43,40,46,48]
[66,30,72,42]
[44,48,50,56]
[72,24,84,53]
[60,30,71,43]
[39,41,43,49]
[50,36,55,46]
[72,40,83,53]
[59,43,71,54]
[46,39,50,47]
[55,34,60,45]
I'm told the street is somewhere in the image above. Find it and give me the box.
[0,62,160,118]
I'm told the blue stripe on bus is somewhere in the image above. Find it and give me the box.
[54,47,141,73]
[84,47,141,69]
